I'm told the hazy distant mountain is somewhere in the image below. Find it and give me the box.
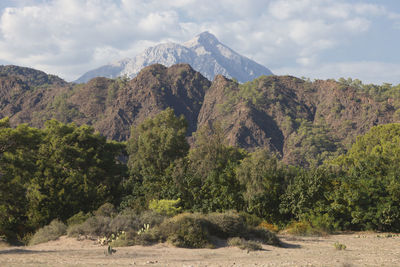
[75,32,273,83]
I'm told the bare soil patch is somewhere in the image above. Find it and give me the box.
[0,233,399,266]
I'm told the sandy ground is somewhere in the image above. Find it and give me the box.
[0,233,399,267]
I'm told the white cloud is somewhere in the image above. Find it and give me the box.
[0,0,398,83]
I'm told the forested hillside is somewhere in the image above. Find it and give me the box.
[0,64,399,167]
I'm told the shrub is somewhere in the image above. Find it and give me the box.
[137,210,166,227]
[227,237,263,251]
[306,213,339,234]
[149,198,182,216]
[29,220,67,245]
[109,212,140,233]
[67,216,112,237]
[285,221,326,236]
[155,213,212,248]
[246,227,281,246]
[238,212,263,227]
[206,211,246,238]
[134,231,158,246]
[94,203,117,218]
[110,231,135,247]
[334,242,346,250]
[67,211,91,226]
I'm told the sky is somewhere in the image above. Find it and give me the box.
[0,0,399,85]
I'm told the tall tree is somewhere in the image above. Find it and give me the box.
[125,108,189,207]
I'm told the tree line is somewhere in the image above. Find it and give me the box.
[1,108,400,241]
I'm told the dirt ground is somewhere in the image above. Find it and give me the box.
[0,232,399,267]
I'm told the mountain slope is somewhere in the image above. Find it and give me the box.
[75,32,273,83]
[1,64,400,167]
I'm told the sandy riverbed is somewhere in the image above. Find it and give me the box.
[0,232,399,266]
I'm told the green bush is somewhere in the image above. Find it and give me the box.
[66,211,92,226]
[227,237,262,251]
[29,220,67,245]
[149,198,182,216]
[155,213,212,248]
[238,212,263,227]
[285,220,327,236]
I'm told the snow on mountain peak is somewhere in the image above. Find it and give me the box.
[75,32,273,83]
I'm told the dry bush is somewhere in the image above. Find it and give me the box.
[206,211,246,238]
[29,220,67,245]
[67,216,112,237]
[245,227,281,246]
[109,213,140,233]
[94,203,117,218]
[137,210,166,227]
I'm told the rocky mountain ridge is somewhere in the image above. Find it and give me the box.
[1,63,399,167]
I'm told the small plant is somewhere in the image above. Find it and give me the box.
[137,224,150,235]
[334,242,347,250]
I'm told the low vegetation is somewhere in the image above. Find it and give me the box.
[29,220,67,245]
[62,205,280,249]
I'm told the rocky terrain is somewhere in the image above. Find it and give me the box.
[0,63,399,166]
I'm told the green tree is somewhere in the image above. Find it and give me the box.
[124,108,189,208]
[26,120,126,228]
[0,118,43,239]
[0,119,126,239]
[175,123,246,212]
[327,123,400,231]
[236,149,291,223]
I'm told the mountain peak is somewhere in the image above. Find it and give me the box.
[184,31,219,48]
[75,32,273,83]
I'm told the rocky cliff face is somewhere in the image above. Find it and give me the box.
[1,64,398,167]
[75,32,273,84]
